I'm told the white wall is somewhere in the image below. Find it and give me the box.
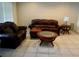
[17,2,79,26]
[17,2,79,33]
[76,16,79,33]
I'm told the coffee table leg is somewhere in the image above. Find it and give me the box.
[40,40,43,46]
[50,41,54,47]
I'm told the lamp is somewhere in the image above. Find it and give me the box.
[64,16,69,25]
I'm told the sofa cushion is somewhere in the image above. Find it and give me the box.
[0,25,14,34]
[48,25,58,28]
[4,22,19,33]
[42,28,58,31]
[3,27,14,34]
[31,19,58,25]
[34,25,43,27]
[32,19,41,25]
[17,30,25,37]
[31,28,42,32]
[32,25,57,28]
[0,23,4,30]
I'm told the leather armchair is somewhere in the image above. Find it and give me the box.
[0,22,27,49]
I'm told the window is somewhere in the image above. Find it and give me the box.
[0,2,13,23]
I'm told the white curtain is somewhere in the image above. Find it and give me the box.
[0,2,13,23]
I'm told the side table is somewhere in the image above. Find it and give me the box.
[59,25,71,34]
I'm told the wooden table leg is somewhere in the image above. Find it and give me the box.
[40,40,43,46]
[50,41,54,47]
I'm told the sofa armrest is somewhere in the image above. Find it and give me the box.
[18,26,27,30]
[16,30,25,37]
[0,34,16,40]
[28,25,33,29]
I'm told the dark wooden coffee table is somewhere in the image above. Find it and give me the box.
[37,31,58,46]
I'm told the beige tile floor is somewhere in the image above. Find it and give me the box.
[0,31,79,57]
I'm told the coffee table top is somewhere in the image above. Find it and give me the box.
[38,31,58,38]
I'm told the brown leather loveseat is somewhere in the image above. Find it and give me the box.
[29,19,59,39]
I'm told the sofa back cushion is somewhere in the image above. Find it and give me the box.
[3,27,14,34]
[31,19,58,25]
[32,19,41,25]
[48,20,58,25]
[4,22,19,33]
[0,23,14,34]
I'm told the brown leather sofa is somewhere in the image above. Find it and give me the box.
[0,22,27,49]
[29,19,59,39]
